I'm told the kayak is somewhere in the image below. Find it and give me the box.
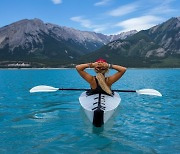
[79,91,121,127]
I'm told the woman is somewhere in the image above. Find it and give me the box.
[76,58,126,96]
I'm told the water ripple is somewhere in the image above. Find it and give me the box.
[0,69,179,153]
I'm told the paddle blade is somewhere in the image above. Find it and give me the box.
[136,89,162,97]
[30,85,59,93]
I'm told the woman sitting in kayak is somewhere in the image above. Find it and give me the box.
[76,58,126,96]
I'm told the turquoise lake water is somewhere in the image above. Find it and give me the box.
[0,68,179,153]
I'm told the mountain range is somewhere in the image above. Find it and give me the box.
[0,17,179,68]
[78,17,180,67]
[0,18,136,67]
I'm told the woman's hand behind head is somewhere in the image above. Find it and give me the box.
[94,62,109,73]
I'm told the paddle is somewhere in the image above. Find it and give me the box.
[29,85,162,96]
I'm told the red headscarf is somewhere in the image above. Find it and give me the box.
[96,58,107,63]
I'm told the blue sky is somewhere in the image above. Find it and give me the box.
[0,0,179,35]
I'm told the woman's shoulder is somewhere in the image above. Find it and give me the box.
[105,77,112,87]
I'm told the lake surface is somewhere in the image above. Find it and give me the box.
[0,68,179,153]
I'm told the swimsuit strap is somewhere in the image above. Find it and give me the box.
[94,77,100,86]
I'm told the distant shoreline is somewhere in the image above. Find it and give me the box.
[0,67,74,70]
[0,67,179,70]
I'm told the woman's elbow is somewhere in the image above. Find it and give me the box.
[76,65,80,70]
[76,65,83,72]
[122,67,127,73]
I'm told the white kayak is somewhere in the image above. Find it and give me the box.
[79,91,121,127]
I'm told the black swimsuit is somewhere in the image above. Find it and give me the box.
[86,77,112,96]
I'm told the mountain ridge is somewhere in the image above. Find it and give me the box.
[77,17,180,68]
[0,17,179,68]
[0,18,137,67]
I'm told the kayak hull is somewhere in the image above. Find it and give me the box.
[79,91,121,127]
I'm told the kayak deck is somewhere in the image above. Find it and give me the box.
[79,91,121,127]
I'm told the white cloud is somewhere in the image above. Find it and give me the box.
[94,0,111,6]
[108,3,138,17]
[93,27,107,32]
[70,16,92,28]
[70,16,108,33]
[70,0,177,34]
[115,15,163,33]
[149,0,177,15]
[51,0,62,4]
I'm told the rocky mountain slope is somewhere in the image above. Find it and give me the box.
[0,17,179,68]
[0,18,136,67]
[79,17,180,67]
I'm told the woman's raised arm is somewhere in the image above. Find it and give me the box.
[107,64,126,86]
[76,63,94,84]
